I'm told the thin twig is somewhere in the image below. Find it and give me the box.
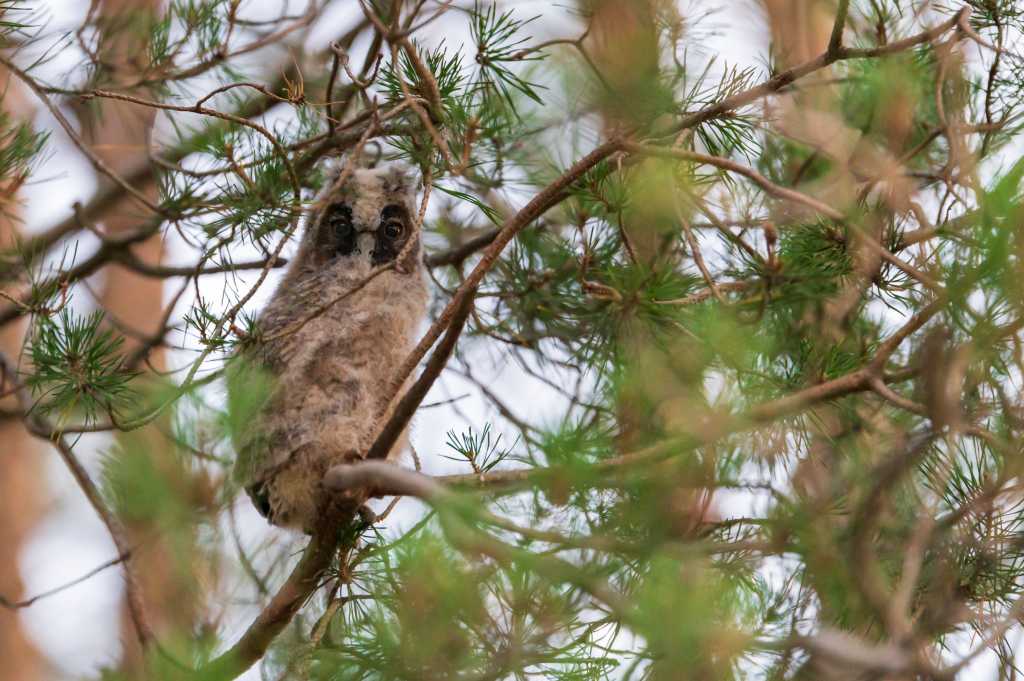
[0,552,130,610]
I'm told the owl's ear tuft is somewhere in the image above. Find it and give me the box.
[318,155,346,191]
[380,163,420,196]
[318,154,371,192]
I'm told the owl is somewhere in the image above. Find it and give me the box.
[230,162,429,531]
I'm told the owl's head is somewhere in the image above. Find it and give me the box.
[299,162,421,272]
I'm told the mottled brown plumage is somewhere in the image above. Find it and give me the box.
[231,162,428,530]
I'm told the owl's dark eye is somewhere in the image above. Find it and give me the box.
[371,204,411,265]
[323,203,355,256]
[332,217,352,235]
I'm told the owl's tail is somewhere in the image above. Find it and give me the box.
[245,480,273,520]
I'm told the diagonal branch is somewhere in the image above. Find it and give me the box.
[200,530,341,680]
[624,142,845,221]
[0,552,130,610]
[365,290,476,462]
[383,140,622,407]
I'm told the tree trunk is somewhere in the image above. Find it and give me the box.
[79,0,198,671]
[0,67,47,681]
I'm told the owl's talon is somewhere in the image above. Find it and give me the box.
[357,504,377,526]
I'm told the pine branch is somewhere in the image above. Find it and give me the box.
[200,529,342,680]
[623,142,845,220]
[383,140,620,405]
[0,351,153,648]
[672,7,969,135]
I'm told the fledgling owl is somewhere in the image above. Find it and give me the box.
[230,162,428,531]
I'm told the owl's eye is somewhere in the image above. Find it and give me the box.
[323,203,356,256]
[332,216,352,234]
[371,204,411,265]
[327,205,353,233]
[383,220,405,240]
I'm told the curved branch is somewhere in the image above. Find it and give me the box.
[200,530,340,680]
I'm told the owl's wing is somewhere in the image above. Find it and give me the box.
[227,351,297,522]
[226,352,272,485]
[226,290,308,486]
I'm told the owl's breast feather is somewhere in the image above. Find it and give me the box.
[232,262,428,529]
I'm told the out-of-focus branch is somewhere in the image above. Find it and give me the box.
[0,352,153,647]
[672,6,969,134]
[827,0,851,56]
[624,142,844,220]
[199,530,341,681]
[425,227,500,268]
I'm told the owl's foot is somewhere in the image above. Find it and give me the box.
[303,503,373,537]
[356,504,377,526]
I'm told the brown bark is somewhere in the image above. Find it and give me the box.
[761,0,834,67]
[0,68,47,681]
[583,0,663,133]
[85,0,165,356]
[79,0,198,670]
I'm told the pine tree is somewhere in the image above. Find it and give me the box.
[2,1,1024,679]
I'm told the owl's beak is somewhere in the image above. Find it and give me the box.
[355,230,376,256]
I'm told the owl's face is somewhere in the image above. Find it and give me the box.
[305,164,419,270]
